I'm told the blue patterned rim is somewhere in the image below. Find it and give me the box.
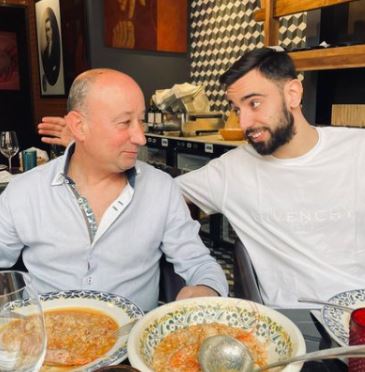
[322,288,365,346]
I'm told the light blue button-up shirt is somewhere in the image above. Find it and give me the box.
[0,146,228,310]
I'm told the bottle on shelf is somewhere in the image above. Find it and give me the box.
[154,105,163,126]
[146,99,156,130]
[176,108,186,127]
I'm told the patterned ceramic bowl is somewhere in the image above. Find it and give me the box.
[10,290,144,371]
[127,297,306,372]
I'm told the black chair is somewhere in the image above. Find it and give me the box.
[233,239,264,304]
[0,251,27,272]
[159,254,186,303]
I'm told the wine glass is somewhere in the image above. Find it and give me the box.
[0,131,19,173]
[0,271,47,371]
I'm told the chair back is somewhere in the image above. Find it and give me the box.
[0,252,27,272]
[233,239,263,304]
[159,254,186,303]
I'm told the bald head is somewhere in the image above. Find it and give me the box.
[64,68,146,173]
[67,68,142,114]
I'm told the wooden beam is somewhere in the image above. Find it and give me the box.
[263,0,279,45]
[289,44,365,71]
[255,0,354,22]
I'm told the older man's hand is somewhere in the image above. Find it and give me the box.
[176,285,219,300]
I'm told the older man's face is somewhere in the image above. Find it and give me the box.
[80,73,146,173]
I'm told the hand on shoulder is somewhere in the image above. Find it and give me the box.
[37,116,73,147]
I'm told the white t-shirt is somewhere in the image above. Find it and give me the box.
[176,126,365,308]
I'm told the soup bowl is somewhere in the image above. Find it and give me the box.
[127,297,306,372]
[9,290,143,371]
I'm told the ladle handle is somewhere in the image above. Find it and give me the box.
[256,345,365,371]
[297,297,354,312]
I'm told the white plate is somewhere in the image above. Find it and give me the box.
[321,288,365,346]
[11,289,144,371]
[0,164,7,170]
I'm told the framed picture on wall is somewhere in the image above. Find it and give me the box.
[104,0,188,53]
[35,0,65,96]
[0,31,20,90]
[59,0,90,94]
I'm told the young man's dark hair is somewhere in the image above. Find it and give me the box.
[220,47,298,87]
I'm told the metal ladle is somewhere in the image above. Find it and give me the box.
[198,335,365,372]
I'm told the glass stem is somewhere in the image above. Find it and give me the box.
[8,156,12,173]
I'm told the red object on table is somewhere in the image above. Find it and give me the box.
[349,307,365,371]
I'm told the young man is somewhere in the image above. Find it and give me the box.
[177,48,365,307]
[0,69,228,311]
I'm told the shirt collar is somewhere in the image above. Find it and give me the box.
[51,143,75,186]
[51,143,140,188]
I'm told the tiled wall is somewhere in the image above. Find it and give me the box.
[190,0,307,114]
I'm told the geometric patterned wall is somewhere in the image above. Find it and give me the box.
[190,0,307,115]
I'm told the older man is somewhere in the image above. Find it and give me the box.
[0,68,228,311]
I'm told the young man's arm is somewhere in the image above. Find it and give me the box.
[37,116,73,147]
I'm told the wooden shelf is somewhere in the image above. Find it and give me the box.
[255,0,354,22]
[289,44,365,71]
[255,0,365,71]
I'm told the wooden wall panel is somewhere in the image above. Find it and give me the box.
[2,0,67,133]
[332,104,365,127]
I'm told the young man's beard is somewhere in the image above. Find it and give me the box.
[248,103,295,155]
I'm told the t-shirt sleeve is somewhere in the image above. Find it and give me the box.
[175,156,226,215]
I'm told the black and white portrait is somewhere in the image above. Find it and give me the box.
[36,0,65,95]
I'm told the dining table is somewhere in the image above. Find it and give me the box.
[278,308,347,371]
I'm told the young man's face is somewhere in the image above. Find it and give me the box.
[227,69,295,156]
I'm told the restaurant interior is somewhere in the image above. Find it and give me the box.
[1,0,365,371]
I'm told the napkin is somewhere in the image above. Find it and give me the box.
[0,170,13,183]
